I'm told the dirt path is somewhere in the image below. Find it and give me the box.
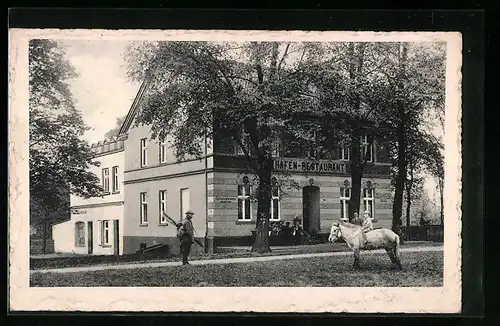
[31,245,443,275]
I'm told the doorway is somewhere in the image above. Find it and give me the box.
[113,220,120,256]
[87,221,93,254]
[302,186,320,235]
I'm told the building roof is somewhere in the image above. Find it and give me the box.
[117,75,153,136]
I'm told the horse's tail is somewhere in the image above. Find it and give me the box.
[394,233,401,259]
[394,233,403,270]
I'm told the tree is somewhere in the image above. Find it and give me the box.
[305,42,393,220]
[125,41,326,253]
[423,135,445,225]
[104,115,127,140]
[370,42,445,237]
[29,39,103,253]
[403,126,444,227]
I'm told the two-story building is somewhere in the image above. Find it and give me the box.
[52,136,125,255]
[117,80,393,255]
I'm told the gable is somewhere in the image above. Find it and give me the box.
[118,76,153,136]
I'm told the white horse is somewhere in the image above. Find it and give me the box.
[328,221,402,270]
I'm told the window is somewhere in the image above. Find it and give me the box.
[340,144,350,161]
[270,180,280,221]
[361,135,374,162]
[112,166,119,193]
[237,184,252,220]
[101,220,111,246]
[159,190,167,224]
[363,187,375,219]
[271,139,283,158]
[340,187,351,220]
[74,222,85,247]
[307,129,319,159]
[102,168,110,193]
[159,139,167,164]
[140,138,148,167]
[140,192,148,224]
[236,131,251,156]
[180,188,190,217]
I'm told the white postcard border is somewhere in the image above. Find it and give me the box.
[9,29,462,313]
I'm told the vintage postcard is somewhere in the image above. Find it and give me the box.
[9,29,462,313]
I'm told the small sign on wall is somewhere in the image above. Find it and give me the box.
[216,197,237,204]
[71,209,87,215]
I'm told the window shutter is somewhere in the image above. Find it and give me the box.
[97,220,102,246]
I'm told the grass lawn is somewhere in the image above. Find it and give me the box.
[30,241,443,270]
[30,250,443,287]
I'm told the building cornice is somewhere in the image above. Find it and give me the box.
[71,201,124,209]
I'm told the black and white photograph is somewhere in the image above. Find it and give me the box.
[9,29,462,313]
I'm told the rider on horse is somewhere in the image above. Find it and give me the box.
[340,210,373,247]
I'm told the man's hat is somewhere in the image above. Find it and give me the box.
[186,210,194,215]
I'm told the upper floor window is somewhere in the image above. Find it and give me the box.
[102,168,110,193]
[112,166,119,193]
[307,130,319,159]
[159,139,167,164]
[140,138,148,167]
[340,144,350,161]
[271,139,283,158]
[236,131,251,156]
[361,135,374,162]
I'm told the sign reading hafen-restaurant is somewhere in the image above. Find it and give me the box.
[273,158,349,174]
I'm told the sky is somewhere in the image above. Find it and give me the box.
[60,40,141,144]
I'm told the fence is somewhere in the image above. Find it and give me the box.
[401,225,444,242]
[30,238,55,255]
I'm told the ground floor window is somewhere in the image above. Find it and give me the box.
[159,190,167,224]
[75,221,85,247]
[140,192,148,224]
[340,187,350,220]
[238,184,252,220]
[363,187,375,218]
[270,180,280,221]
[99,220,111,246]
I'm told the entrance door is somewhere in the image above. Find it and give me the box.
[87,221,93,254]
[302,186,320,235]
[113,220,120,256]
[180,188,190,218]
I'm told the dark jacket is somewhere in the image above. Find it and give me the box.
[177,218,194,240]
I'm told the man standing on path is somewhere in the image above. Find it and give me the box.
[178,210,195,265]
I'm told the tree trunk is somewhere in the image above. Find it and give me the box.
[251,154,273,253]
[392,42,407,243]
[348,124,362,220]
[346,42,366,221]
[405,185,412,227]
[392,129,405,242]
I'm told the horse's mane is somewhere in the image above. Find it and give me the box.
[340,222,361,229]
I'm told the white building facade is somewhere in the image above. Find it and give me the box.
[52,137,125,255]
